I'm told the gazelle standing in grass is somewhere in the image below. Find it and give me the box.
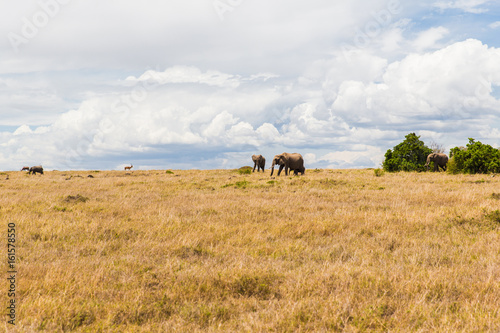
[124,164,133,171]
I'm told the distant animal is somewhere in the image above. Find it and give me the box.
[270,153,305,176]
[425,153,448,172]
[29,165,44,175]
[124,164,133,171]
[252,155,266,172]
[21,166,29,171]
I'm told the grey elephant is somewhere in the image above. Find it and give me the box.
[270,153,305,176]
[252,155,266,172]
[425,153,448,172]
[29,165,44,175]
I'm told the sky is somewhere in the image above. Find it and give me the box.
[1,0,500,171]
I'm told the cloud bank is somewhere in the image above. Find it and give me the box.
[1,1,500,170]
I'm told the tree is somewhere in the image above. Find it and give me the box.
[449,138,500,174]
[383,133,433,172]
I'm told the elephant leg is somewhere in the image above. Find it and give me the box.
[277,165,284,176]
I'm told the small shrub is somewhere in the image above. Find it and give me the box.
[174,245,213,259]
[65,310,95,330]
[446,157,460,174]
[485,210,500,224]
[374,168,384,177]
[166,170,174,174]
[238,166,252,175]
[232,274,281,299]
[490,193,500,200]
[64,194,89,203]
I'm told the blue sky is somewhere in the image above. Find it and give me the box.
[1,0,500,170]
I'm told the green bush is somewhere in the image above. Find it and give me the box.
[446,157,460,174]
[383,133,433,172]
[449,138,500,174]
[238,166,252,175]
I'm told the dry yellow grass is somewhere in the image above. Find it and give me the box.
[1,169,500,332]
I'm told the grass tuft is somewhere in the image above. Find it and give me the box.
[63,194,89,203]
[485,210,500,224]
[490,193,500,199]
[232,273,281,299]
[235,180,249,188]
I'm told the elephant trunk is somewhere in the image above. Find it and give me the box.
[270,162,275,176]
[425,158,430,170]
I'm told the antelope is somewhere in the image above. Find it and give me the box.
[124,164,133,171]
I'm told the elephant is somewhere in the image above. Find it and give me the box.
[21,166,29,171]
[252,155,266,172]
[29,165,44,175]
[425,153,448,172]
[270,153,305,176]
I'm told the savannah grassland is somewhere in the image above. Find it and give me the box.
[1,168,500,332]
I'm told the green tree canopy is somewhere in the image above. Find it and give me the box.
[383,133,433,172]
[449,138,500,174]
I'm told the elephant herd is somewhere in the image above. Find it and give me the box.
[252,153,305,176]
[17,153,448,176]
[252,152,448,175]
